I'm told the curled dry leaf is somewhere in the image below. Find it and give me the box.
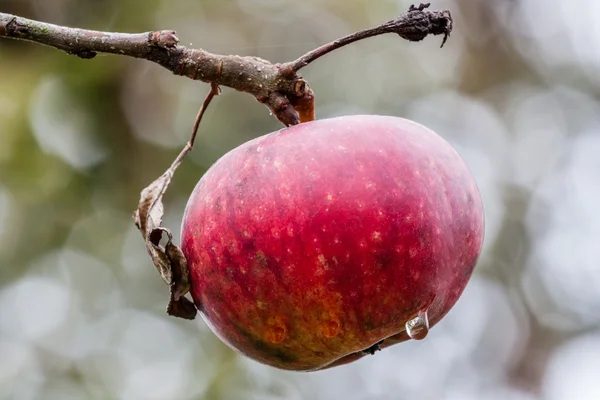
[132,83,220,321]
[133,167,197,320]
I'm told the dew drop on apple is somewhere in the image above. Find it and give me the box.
[405,309,429,340]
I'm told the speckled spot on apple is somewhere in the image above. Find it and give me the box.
[317,254,329,269]
[265,316,287,344]
[321,318,341,338]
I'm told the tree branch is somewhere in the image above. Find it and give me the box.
[0,3,452,126]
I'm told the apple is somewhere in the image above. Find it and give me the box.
[181,115,484,371]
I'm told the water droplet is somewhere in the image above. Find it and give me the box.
[405,309,429,340]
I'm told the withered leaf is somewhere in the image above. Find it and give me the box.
[133,166,197,320]
[133,84,219,321]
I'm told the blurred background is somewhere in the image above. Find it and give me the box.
[1,0,599,399]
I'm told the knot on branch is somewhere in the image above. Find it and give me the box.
[389,3,453,47]
[149,30,180,49]
[245,64,314,127]
[258,77,314,127]
[67,48,97,59]
[5,16,27,37]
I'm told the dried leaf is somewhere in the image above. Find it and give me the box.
[133,168,196,320]
[132,83,220,320]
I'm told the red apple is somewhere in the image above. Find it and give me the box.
[181,115,484,371]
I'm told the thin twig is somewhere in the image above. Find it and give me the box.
[171,82,221,171]
[285,3,452,72]
[191,83,221,148]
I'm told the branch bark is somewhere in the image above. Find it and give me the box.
[0,3,452,126]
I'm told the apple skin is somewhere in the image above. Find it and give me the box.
[181,115,484,371]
